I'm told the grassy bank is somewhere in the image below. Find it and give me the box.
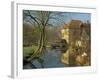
[23,45,38,58]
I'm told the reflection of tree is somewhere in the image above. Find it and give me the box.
[23,10,66,63]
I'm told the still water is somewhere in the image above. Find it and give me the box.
[23,49,65,69]
[32,49,65,68]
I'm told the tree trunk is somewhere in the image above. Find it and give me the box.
[27,25,46,62]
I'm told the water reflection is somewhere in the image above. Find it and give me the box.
[23,41,90,69]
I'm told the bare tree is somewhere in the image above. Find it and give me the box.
[23,10,66,63]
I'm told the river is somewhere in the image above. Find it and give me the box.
[23,48,65,69]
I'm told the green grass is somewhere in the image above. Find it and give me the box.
[23,45,38,58]
[23,43,52,58]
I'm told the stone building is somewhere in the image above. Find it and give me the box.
[61,20,90,66]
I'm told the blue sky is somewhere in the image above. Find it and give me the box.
[23,10,91,27]
[62,12,91,23]
[47,12,91,27]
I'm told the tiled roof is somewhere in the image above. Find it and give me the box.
[68,20,82,29]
